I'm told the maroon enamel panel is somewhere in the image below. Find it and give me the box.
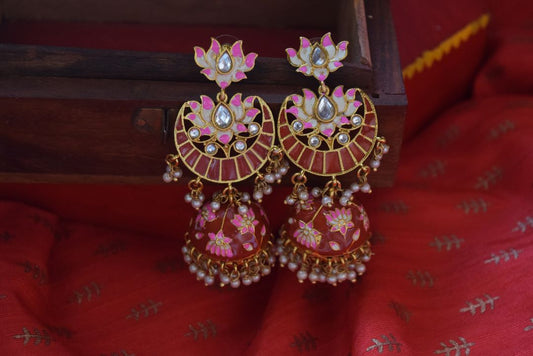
[355,135,372,152]
[348,142,365,161]
[245,150,262,168]
[361,125,376,139]
[178,141,194,157]
[194,155,211,177]
[207,158,221,181]
[235,155,252,178]
[175,131,188,145]
[298,147,314,171]
[262,120,274,134]
[310,151,325,175]
[288,142,304,163]
[281,135,297,150]
[364,112,376,126]
[279,124,291,140]
[340,147,356,170]
[184,149,201,167]
[325,151,342,174]
[220,159,238,181]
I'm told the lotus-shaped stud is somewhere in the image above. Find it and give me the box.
[194,38,257,89]
[286,32,348,82]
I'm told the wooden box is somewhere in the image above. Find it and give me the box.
[0,0,406,186]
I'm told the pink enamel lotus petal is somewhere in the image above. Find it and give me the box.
[209,38,221,55]
[245,53,257,69]
[200,68,215,80]
[303,121,314,129]
[300,37,311,49]
[236,123,247,132]
[346,88,356,99]
[218,133,231,145]
[286,106,300,116]
[297,65,310,75]
[201,95,214,110]
[189,101,199,111]
[230,93,242,107]
[333,86,344,98]
[320,124,335,137]
[200,127,212,136]
[235,71,246,80]
[291,95,302,104]
[244,96,255,106]
[231,41,243,58]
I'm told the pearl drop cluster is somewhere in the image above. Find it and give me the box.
[276,239,372,285]
[254,159,290,202]
[162,165,183,183]
[284,185,310,206]
[184,191,205,210]
[181,243,276,288]
[370,143,390,171]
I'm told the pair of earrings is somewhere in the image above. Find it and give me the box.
[163,33,389,288]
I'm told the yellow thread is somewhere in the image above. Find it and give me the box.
[402,13,490,80]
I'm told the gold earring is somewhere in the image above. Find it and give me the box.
[164,38,288,288]
[276,33,389,285]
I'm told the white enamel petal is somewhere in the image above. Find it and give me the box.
[327,61,343,72]
[215,73,233,89]
[331,86,347,113]
[301,89,317,116]
[312,67,329,82]
[242,108,260,124]
[216,130,233,145]
[243,96,256,109]
[332,44,348,62]
[345,100,363,117]
[229,94,244,121]
[318,123,335,137]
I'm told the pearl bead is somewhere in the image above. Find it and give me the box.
[383,144,390,154]
[361,255,371,262]
[285,197,296,205]
[361,183,371,193]
[181,246,188,254]
[288,262,298,271]
[242,277,252,286]
[191,200,202,209]
[343,189,353,197]
[204,275,214,286]
[337,272,347,282]
[311,187,321,197]
[220,274,230,285]
[319,274,327,283]
[298,191,309,201]
[327,275,337,285]
[308,272,319,283]
[184,193,192,203]
[297,270,308,281]
[274,173,282,180]
[238,204,248,215]
[252,275,261,283]
[211,201,221,211]
[339,197,349,206]
[279,166,288,175]
[162,172,172,183]
[196,270,206,280]
[321,196,332,206]
[355,264,366,274]
[262,266,271,275]
[265,174,275,183]
[253,191,263,201]
[350,183,360,192]
[173,169,183,178]
[184,255,192,264]
[279,255,288,265]
[189,264,198,274]
[263,185,273,195]
[370,160,380,169]
[198,193,205,201]
[348,271,357,281]
[241,192,250,202]
[230,279,241,288]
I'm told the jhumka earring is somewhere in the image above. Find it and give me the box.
[276,33,389,285]
[164,38,288,288]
